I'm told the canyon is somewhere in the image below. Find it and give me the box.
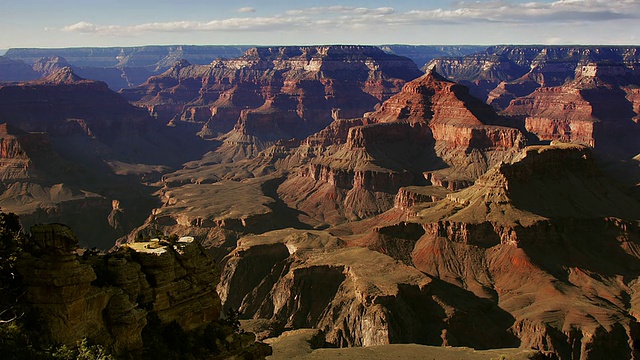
[0,45,639,359]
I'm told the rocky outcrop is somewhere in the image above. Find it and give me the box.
[120,175,305,262]
[393,186,450,212]
[427,46,640,102]
[17,223,221,355]
[278,70,524,225]
[121,45,423,160]
[17,224,144,353]
[0,123,53,182]
[365,70,523,149]
[501,63,640,157]
[405,144,640,359]
[218,229,519,349]
[31,56,72,77]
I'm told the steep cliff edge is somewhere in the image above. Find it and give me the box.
[406,144,640,359]
[278,70,523,225]
[501,63,640,158]
[15,222,270,358]
[218,229,519,350]
[121,46,423,161]
[427,46,640,102]
[16,224,217,353]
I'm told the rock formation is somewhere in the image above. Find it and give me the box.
[121,45,423,160]
[501,62,640,157]
[278,70,523,225]
[17,224,219,354]
[405,144,640,359]
[3,45,486,91]
[427,46,640,103]
[218,229,520,350]
[0,69,214,248]
[218,143,640,359]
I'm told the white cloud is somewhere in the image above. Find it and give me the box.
[62,21,99,33]
[60,1,640,36]
[237,7,256,13]
[285,6,395,16]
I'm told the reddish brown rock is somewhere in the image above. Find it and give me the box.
[487,61,578,110]
[218,229,519,349]
[502,63,640,157]
[0,68,217,248]
[406,144,640,359]
[121,46,422,160]
[427,45,640,102]
[278,70,523,225]
[0,67,151,139]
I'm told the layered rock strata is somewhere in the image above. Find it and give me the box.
[406,144,640,359]
[218,229,519,350]
[0,68,212,247]
[278,70,523,225]
[427,45,640,102]
[17,224,222,355]
[502,63,640,157]
[121,46,423,160]
[221,144,640,359]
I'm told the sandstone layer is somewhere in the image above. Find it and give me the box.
[427,46,640,102]
[278,70,523,225]
[121,45,423,161]
[501,63,640,157]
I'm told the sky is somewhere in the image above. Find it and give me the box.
[1,0,640,49]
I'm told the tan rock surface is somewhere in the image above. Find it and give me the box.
[266,329,542,360]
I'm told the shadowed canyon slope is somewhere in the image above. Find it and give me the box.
[500,63,640,158]
[0,68,212,247]
[128,68,525,262]
[277,69,523,226]
[219,144,640,359]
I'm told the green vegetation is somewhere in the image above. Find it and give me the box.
[141,310,268,360]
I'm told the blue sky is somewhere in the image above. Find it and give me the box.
[1,0,639,48]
